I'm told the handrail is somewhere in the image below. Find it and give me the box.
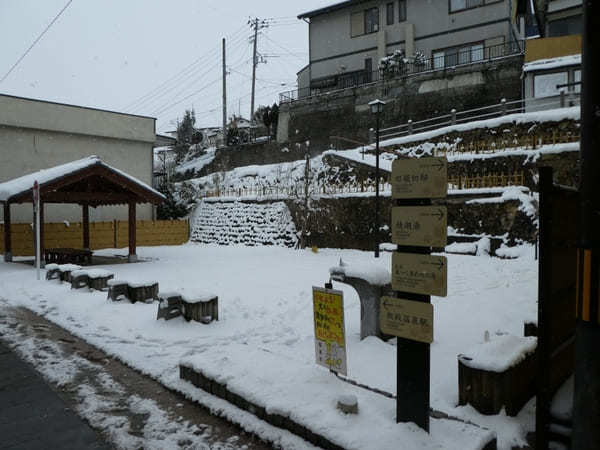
[280,40,524,104]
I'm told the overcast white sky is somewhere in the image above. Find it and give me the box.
[0,0,333,132]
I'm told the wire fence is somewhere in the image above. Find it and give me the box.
[202,171,527,200]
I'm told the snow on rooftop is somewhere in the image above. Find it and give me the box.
[0,155,164,202]
[523,54,581,73]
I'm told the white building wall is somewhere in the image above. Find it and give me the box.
[0,95,156,224]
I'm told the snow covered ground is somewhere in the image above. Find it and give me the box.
[0,244,538,449]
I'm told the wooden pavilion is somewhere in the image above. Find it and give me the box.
[0,156,165,264]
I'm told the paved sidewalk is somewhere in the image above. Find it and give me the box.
[0,342,109,450]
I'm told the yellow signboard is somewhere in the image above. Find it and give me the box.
[380,297,434,344]
[392,158,448,199]
[392,252,448,297]
[312,287,347,375]
[391,206,447,247]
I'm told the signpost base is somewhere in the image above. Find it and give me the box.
[397,338,430,431]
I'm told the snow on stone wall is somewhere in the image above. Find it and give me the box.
[190,200,297,247]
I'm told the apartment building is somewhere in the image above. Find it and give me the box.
[297,0,523,95]
[546,0,582,37]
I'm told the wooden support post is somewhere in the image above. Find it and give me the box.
[82,203,90,250]
[39,200,45,265]
[128,202,137,263]
[3,202,12,262]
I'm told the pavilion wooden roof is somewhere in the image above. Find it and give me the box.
[0,156,165,207]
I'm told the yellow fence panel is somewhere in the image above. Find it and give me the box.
[0,219,189,257]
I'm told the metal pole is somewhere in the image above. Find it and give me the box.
[375,112,380,258]
[250,19,258,124]
[573,1,600,449]
[222,37,227,147]
[34,182,40,280]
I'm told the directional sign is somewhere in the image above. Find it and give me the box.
[312,287,347,375]
[391,206,447,247]
[380,297,434,344]
[392,157,448,199]
[392,253,448,297]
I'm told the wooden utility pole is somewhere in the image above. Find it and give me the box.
[250,18,259,124]
[573,1,600,449]
[222,37,227,147]
[248,18,268,124]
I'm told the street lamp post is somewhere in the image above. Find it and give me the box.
[369,99,386,258]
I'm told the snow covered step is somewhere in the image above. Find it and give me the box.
[180,344,497,450]
[190,200,297,248]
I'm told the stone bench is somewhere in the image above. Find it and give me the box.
[180,291,218,323]
[458,334,537,416]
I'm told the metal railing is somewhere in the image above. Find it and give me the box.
[280,40,524,104]
[378,92,581,141]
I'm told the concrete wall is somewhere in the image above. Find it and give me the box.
[0,95,156,224]
[307,0,513,81]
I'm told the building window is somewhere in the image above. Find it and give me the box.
[387,2,394,26]
[399,0,407,21]
[365,7,379,34]
[433,51,445,70]
[433,42,485,68]
[351,11,365,37]
[351,7,379,37]
[574,69,581,93]
[534,72,568,98]
[450,0,503,13]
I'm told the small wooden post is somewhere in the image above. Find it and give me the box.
[128,202,137,263]
[3,202,12,262]
[39,200,45,265]
[82,203,90,250]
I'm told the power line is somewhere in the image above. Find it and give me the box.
[138,36,250,114]
[123,24,248,111]
[0,0,74,84]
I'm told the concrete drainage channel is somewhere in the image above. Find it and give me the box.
[0,306,271,450]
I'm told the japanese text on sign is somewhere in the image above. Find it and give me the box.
[392,158,448,199]
[380,297,434,343]
[392,253,448,297]
[392,206,447,247]
[312,287,347,375]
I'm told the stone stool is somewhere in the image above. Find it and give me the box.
[70,270,90,290]
[107,279,129,302]
[45,264,61,281]
[58,264,82,283]
[157,292,183,321]
[86,269,114,291]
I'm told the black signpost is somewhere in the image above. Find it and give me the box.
[389,157,448,431]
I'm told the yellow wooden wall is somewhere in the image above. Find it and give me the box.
[0,219,189,256]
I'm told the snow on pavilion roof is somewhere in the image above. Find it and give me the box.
[0,155,165,204]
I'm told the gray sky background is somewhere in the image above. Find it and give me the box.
[0,0,333,132]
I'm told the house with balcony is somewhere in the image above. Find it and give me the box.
[293,0,529,99]
[546,0,582,37]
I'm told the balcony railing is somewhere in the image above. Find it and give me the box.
[280,40,524,104]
